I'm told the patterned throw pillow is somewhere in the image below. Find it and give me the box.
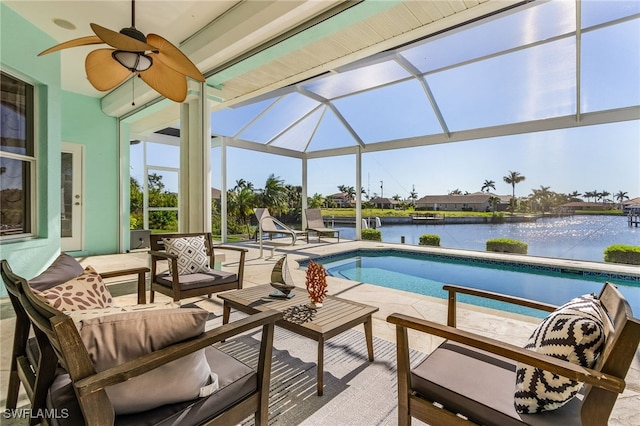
[163,236,210,275]
[514,294,606,413]
[34,266,114,311]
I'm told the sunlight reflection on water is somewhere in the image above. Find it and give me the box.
[336,215,638,262]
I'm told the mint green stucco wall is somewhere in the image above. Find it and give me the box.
[61,92,119,256]
[1,3,119,295]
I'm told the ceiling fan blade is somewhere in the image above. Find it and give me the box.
[139,59,188,102]
[147,34,205,82]
[38,35,103,56]
[90,23,155,52]
[85,49,132,91]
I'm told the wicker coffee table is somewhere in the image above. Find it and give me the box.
[219,284,379,396]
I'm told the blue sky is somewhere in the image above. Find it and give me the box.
[131,106,639,203]
[207,120,639,200]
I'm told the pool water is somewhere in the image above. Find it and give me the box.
[304,250,640,318]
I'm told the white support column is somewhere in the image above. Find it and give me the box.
[179,104,190,232]
[302,156,308,230]
[180,83,211,232]
[355,147,362,240]
[142,140,149,231]
[220,137,228,242]
[200,83,212,233]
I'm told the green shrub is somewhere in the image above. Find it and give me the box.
[362,228,382,241]
[486,238,528,254]
[604,245,640,265]
[130,216,139,230]
[419,234,441,246]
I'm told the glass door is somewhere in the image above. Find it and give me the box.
[61,142,83,251]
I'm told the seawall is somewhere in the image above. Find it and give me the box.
[325,215,540,227]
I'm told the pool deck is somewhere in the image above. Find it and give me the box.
[1,238,638,424]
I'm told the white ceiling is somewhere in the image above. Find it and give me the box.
[4,0,345,98]
[6,0,230,96]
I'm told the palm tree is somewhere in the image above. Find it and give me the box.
[595,190,604,203]
[308,193,325,209]
[227,186,256,236]
[600,190,611,204]
[481,179,495,193]
[531,185,551,212]
[285,184,302,207]
[409,187,418,206]
[488,195,501,214]
[284,184,303,222]
[449,189,462,195]
[568,191,581,202]
[337,185,357,204]
[233,179,254,191]
[615,191,629,209]
[259,174,288,215]
[503,171,525,198]
[503,170,525,214]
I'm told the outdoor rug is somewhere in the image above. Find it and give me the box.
[211,320,427,426]
[104,291,428,425]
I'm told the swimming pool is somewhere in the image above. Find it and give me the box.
[300,249,640,318]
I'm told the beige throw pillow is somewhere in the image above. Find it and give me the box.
[65,301,179,322]
[68,307,216,414]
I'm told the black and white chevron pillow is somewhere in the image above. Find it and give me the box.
[514,294,606,414]
[163,236,210,275]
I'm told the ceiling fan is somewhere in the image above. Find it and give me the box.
[38,0,205,103]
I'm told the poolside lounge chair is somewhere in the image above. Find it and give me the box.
[388,283,640,426]
[254,208,307,244]
[304,208,339,242]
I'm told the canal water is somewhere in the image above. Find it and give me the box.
[334,215,639,263]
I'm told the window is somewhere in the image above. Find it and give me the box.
[1,71,35,238]
[130,140,180,233]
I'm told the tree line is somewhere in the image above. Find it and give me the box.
[131,169,631,233]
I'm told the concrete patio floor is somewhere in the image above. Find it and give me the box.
[1,237,638,424]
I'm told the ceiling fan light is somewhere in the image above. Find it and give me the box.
[112,50,152,72]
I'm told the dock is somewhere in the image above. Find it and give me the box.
[628,206,640,227]
[411,213,444,224]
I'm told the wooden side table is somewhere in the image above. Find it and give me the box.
[219,284,379,396]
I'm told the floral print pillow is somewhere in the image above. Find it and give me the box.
[34,266,114,311]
